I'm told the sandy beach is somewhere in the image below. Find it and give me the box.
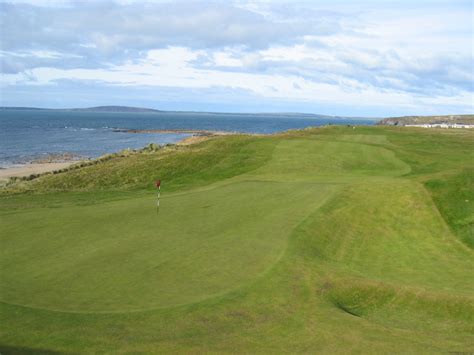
[0,162,74,180]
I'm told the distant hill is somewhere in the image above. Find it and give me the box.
[71,106,163,113]
[0,106,375,120]
[377,114,474,126]
[0,106,162,113]
[0,107,48,111]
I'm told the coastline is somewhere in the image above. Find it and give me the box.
[0,162,75,180]
[0,132,227,180]
[114,128,238,135]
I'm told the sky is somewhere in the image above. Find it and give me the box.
[0,0,473,117]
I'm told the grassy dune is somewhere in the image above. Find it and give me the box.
[1,126,473,353]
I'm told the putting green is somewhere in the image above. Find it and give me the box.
[1,180,336,312]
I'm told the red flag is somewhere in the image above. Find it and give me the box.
[155,180,161,188]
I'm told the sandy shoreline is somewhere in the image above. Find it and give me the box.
[114,128,236,135]
[0,162,74,180]
[0,131,229,180]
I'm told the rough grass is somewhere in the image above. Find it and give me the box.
[0,126,473,353]
[298,181,473,292]
[425,168,474,248]
[3,135,276,193]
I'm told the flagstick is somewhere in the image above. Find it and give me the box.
[156,185,161,213]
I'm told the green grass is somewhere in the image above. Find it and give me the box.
[1,181,335,312]
[1,126,473,353]
[425,168,474,248]
[9,135,277,193]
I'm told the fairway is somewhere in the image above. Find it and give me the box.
[1,127,473,353]
[247,137,411,181]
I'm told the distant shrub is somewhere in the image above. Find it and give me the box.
[142,143,161,152]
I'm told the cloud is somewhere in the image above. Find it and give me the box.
[0,2,341,56]
[0,0,472,115]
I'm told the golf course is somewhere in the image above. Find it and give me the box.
[1,125,473,353]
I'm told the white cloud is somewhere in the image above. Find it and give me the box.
[3,45,471,113]
[1,0,472,114]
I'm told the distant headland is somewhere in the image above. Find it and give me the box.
[0,106,374,120]
[0,106,163,113]
[1,106,472,126]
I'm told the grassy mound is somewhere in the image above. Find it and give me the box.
[1,126,473,353]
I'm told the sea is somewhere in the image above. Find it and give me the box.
[0,109,375,168]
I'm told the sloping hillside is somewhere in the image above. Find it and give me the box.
[1,126,473,353]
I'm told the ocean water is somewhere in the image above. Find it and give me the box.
[0,109,374,168]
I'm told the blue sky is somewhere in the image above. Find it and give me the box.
[0,0,472,117]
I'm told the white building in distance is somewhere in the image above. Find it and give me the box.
[405,123,474,129]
